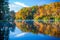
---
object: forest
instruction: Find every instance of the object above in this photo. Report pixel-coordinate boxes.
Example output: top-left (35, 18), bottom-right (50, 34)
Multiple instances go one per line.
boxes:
top-left (15, 2), bottom-right (60, 37)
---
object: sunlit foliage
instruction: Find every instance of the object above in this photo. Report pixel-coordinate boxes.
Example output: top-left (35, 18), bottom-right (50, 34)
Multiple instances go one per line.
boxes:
top-left (15, 2), bottom-right (60, 37)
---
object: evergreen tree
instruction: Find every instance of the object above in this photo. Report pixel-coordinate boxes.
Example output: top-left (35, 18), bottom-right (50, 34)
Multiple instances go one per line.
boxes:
top-left (0, 0), bottom-right (9, 40)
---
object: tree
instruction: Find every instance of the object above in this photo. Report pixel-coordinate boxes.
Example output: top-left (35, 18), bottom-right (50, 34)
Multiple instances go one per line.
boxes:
top-left (0, 0), bottom-right (10, 40)
top-left (15, 2), bottom-right (60, 37)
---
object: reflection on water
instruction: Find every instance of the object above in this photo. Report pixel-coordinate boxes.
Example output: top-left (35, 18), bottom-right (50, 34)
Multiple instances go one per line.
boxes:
top-left (14, 2), bottom-right (60, 40)
top-left (0, 21), bottom-right (16, 40)
top-left (15, 20), bottom-right (60, 37)
top-left (9, 27), bottom-right (60, 40)
top-left (9, 20), bottom-right (60, 40)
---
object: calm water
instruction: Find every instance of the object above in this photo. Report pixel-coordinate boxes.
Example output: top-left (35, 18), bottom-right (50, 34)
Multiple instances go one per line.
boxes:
top-left (9, 0), bottom-right (60, 40)
top-left (9, 20), bottom-right (60, 40)
top-left (9, 27), bottom-right (60, 40)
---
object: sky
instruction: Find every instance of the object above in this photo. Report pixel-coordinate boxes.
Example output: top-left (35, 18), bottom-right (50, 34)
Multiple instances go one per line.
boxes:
top-left (9, 0), bottom-right (60, 40)
top-left (9, 0), bottom-right (60, 12)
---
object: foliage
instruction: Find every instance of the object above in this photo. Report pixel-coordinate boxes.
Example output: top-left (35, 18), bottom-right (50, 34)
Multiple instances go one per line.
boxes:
top-left (15, 2), bottom-right (60, 37)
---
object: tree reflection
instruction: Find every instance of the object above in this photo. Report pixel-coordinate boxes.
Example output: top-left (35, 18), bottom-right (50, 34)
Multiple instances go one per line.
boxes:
top-left (15, 20), bottom-right (60, 37)
top-left (15, 2), bottom-right (60, 37)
